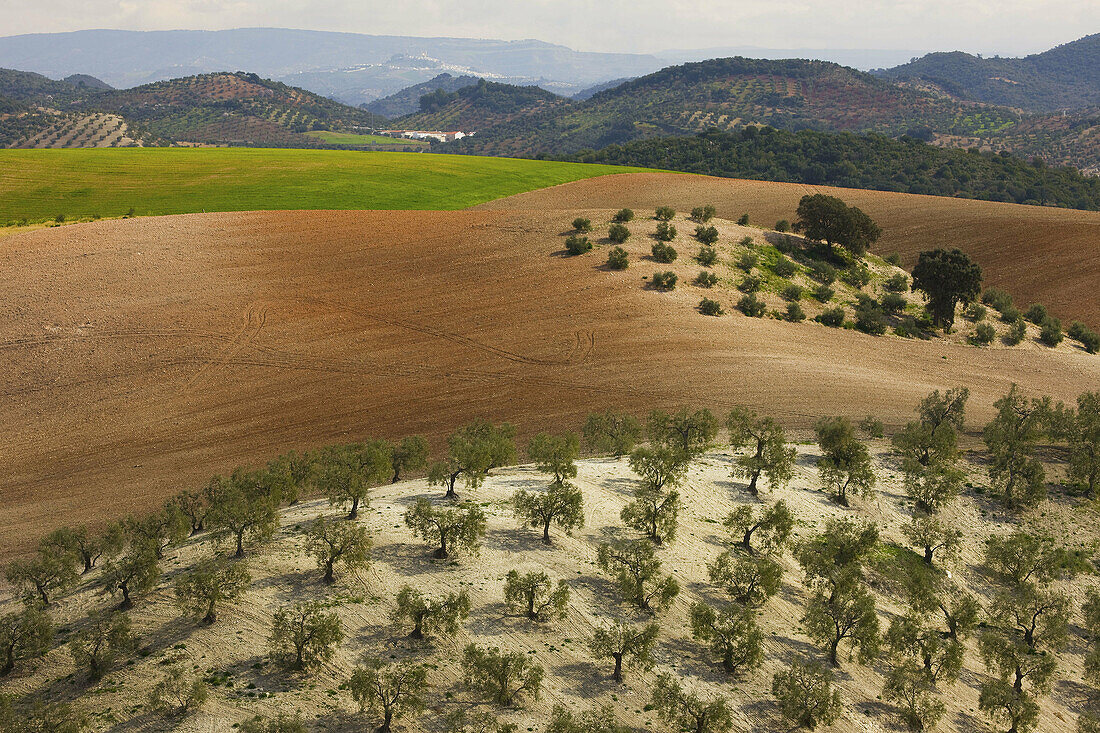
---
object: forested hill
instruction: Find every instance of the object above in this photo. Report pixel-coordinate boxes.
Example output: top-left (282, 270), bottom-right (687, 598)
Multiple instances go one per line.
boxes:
top-left (364, 72), bottom-right (481, 118)
top-left (395, 78), bottom-right (567, 132)
top-left (563, 128), bottom-right (1100, 211)
top-left (439, 56), bottom-right (1023, 158)
top-left (879, 33), bottom-right (1100, 112)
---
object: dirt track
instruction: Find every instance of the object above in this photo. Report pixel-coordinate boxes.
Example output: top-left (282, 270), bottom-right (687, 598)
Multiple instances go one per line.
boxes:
top-left (479, 172), bottom-right (1100, 325)
top-left (2, 201), bottom-right (1099, 556)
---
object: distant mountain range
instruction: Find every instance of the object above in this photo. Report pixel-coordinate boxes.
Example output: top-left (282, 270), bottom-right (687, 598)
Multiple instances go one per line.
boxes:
top-left (876, 33), bottom-right (1100, 112)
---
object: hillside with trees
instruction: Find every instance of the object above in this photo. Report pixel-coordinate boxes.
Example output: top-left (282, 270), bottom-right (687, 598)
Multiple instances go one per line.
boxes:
top-left (395, 78), bottom-right (567, 132)
top-left (364, 73), bottom-right (481, 118)
top-left (564, 128), bottom-right (1100, 210)
top-left (879, 33), bottom-right (1100, 112)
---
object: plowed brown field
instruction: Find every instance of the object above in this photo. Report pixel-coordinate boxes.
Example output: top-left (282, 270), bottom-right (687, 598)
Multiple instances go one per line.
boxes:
top-left (2, 197), bottom-right (1098, 556)
top-left (480, 172), bottom-right (1100, 325)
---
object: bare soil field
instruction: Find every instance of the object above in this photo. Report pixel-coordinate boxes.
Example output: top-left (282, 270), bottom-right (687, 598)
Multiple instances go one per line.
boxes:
top-left (1, 206), bottom-right (1098, 558)
top-left (478, 172), bottom-right (1100, 326)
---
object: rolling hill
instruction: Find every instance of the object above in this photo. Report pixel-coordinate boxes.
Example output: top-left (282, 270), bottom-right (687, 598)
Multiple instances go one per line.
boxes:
top-left (364, 72), bottom-right (482, 118)
top-left (879, 33), bottom-right (1100, 112)
top-left (395, 78), bottom-right (567, 132)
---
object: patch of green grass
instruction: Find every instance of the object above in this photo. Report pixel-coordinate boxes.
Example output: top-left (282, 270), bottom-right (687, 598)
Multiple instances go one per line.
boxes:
top-left (0, 148), bottom-right (651, 222)
top-left (305, 131), bottom-right (429, 147)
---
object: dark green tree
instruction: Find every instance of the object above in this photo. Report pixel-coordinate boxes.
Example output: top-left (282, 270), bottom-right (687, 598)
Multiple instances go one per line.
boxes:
top-left (794, 194), bottom-right (881, 256)
top-left (911, 248), bottom-right (983, 330)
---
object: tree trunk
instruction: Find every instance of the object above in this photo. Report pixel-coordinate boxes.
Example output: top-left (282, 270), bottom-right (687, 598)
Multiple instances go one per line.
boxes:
top-left (924, 545), bottom-right (935, 564)
top-left (747, 470), bottom-right (760, 497)
top-left (324, 561), bottom-right (336, 584)
top-left (2, 646), bottom-right (14, 676)
top-left (82, 554), bottom-right (94, 574)
top-left (119, 582), bottom-right (133, 611)
top-left (527, 594), bottom-right (537, 620)
top-left (36, 584), bottom-right (50, 607)
top-left (828, 636), bottom-right (840, 666)
top-left (741, 528), bottom-right (755, 553)
top-left (392, 467), bottom-right (401, 484)
top-left (235, 531), bottom-right (245, 558)
top-left (445, 472), bottom-right (459, 499)
top-left (203, 605), bottom-right (217, 625)
top-left (613, 654), bottom-right (623, 682)
top-left (543, 518), bottom-right (552, 545)
top-left (348, 496), bottom-right (359, 520)
top-left (435, 533), bottom-right (449, 559)
top-left (410, 614), bottom-right (424, 639)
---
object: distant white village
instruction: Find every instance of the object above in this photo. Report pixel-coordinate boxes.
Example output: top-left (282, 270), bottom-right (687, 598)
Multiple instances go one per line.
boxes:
top-left (377, 129), bottom-right (470, 143)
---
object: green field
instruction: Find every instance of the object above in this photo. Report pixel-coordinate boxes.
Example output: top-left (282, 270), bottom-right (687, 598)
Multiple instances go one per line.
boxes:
top-left (0, 148), bottom-right (647, 222)
top-left (306, 131), bottom-right (430, 147)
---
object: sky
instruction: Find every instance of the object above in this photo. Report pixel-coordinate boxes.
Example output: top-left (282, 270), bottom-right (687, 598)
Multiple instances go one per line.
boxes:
top-left (1, 0), bottom-right (1097, 56)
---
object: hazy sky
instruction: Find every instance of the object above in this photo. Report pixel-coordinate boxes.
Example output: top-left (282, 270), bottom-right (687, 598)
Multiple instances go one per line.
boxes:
top-left (2, 0), bottom-right (1097, 56)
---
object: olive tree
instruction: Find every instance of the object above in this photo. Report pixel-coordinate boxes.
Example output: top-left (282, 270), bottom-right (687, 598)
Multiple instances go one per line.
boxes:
top-left (429, 420), bottom-right (517, 499)
top-left (651, 673), bottom-right (733, 733)
top-left (206, 472), bottom-right (279, 558)
top-left (690, 601), bottom-right (763, 675)
top-left (587, 618), bottom-right (659, 682)
top-left (147, 665), bottom-right (209, 716)
top-left (884, 612), bottom-right (964, 686)
top-left (393, 585), bottom-right (470, 639)
top-left (982, 385), bottom-right (1050, 510)
top-left (0, 606), bottom-right (52, 676)
top-left (902, 513), bottom-right (962, 567)
top-left (814, 416), bottom-right (876, 506)
top-left (503, 570), bottom-right (569, 621)
top-left (708, 552), bottom-right (782, 607)
top-left (48, 523), bottom-right (123, 573)
top-left (547, 704), bottom-right (629, 733)
top-left (883, 661), bottom-right (946, 732)
top-left (623, 446), bottom-right (686, 544)
top-left (647, 408), bottom-right (719, 459)
top-left (317, 441), bottom-right (391, 519)
top-left (892, 387), bottom-right (970, 511)
top-left (403, 498), bottom-right (486, 559)
top-left (726, 408), bottom-right (796, 495)
top-left (100, 534), bottom-right (160, 610)
top-left (389, 436), bottom-right (429, 483)
top-left (1066, 391), bottom-right (1100, 498)
top-left (771, 657), bottom-right (843, 731)
top-left (264, 449), bottom-right (317, 506)
top-left (348, 659), bottom-right (429, 733)
top-left (512, 483), bottom-right (584, 544)
top-left (794, 194), bottom-right (881, 256)
top-left (124, 505), bottom-right (190, 559)
top-left (174, 555), bottom-right (251, 624)
top-left (461, 644), bottom-right (544, 707)
top-left (269, 601), bottom-right (343, 670)
top-left (977, 629), bottom-right (1054, 733)
top-left (527, 431), bottom-right (579, 485)
top-left (596, 539), bottom-right (679, 612)
top-left (983, 530), bottom-right (1077, 590)
top-left (722, 500), bottom-right (794, 555)
top-left (5, 543), bottom-right (77, 607)
top-left (306, 515), bottom-right (372, 583)
top-left (582, 411), bottom-right (642, 457)
top-left (69, 610), bottom-right (137, 681)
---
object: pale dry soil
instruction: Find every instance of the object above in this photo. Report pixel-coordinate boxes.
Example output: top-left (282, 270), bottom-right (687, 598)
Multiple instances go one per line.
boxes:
top-left (2, 206), bottom-right (1099, 557)
top-left (0, 447), bottom-right (1094, 733)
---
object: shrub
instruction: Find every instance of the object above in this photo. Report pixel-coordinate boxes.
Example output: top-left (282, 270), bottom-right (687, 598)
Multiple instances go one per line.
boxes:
top-left (461, 644), bottom-right (544, 707)
top-left (812, 284), bottom-right (834, 302)
top-left (608, 223), bottom-right (631, 244)
top-left (1024, 303), bottom-right (1048, 324)
top-left (775, 219), bottom-right (791, 232)
top-left (564, 235), bottom-right (592, 256)
top-left (695, 225), bottom-right (719, 245)
top-left (693, 204), bottom-right (717, 222)
top-left (738, 294), bottom-right (766, 317)
top-left (739, 235), bottom-right (754, 247)
top-left (859, 417), bottom-right (884, 438)
top-left (1000, 305), bottom-right (1022, 324)
top-left (840, 265), bottom-right (872, 289)
top-left (1039, 317), bottom-right (1063, 346)
top-left (817, 307), bottom-right (845, 327)
top-left (738, 275), bottom-right (762, 293)
top-left (1068, 322), bottom-right (1100, 353)
top-left (965, 303), bottom-right (987, 321)
top-left (809, 261), bottom-right (837, 285)
top-left (736, 252), bottom-right (758, 272)
top-left (651, 271), bottom-right (677, 290)
top-left (651, 242), bottom-right (678, 263)
top-left (148, 665), bottom-right (209, 715)
top-left (655, 206), bottom-right (675, 221)
top-left (612, 208), bottom-right (634, 223)
top-left (883, 273), bottom-right (909, 292)
top-left (695, 271), bottom-right (719, 288)
top-left (854, 297), bottom-right (887, 335)
top-left (884, 252), bottom-right (902, 266)
top-left (880, 292), bottom-right (907, 314)
top-left (773, 256), bottom-right (797, 278)
top-left (239, 714), bottom-right (308, 733)
top-left (270, 601), bottom-right (343, 670)
top-left (737, 214), bottom-right (749, 225)
top-left (785, 302), bottom-right (806, 322)
top-left (571, 217), bottom-right (592, 233)
top-left (655, 222), bottom-right (677, 242)
top-left (607, 246), bottom-right (629, 270)
top-left (1003, 319), bottom-right (1027, 345)
top-left (781, 283), bottom-right (803, 301)
top-left (697, 246), bottom-right (718, 266)
top-left (55, 214), bottom-right (65, 223)
top-left (895, 316), bottom-right (921, 338)
top-left (971, 322), bottom-right (996, 345)
top-left (700, 298), bottom-right (723, 316)
top-left (982, 288), bottom-right (1014, 313)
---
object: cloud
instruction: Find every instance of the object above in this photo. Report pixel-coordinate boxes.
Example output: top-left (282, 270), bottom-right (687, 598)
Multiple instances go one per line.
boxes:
top-left (1, 0), bottom-right (1095, 56)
